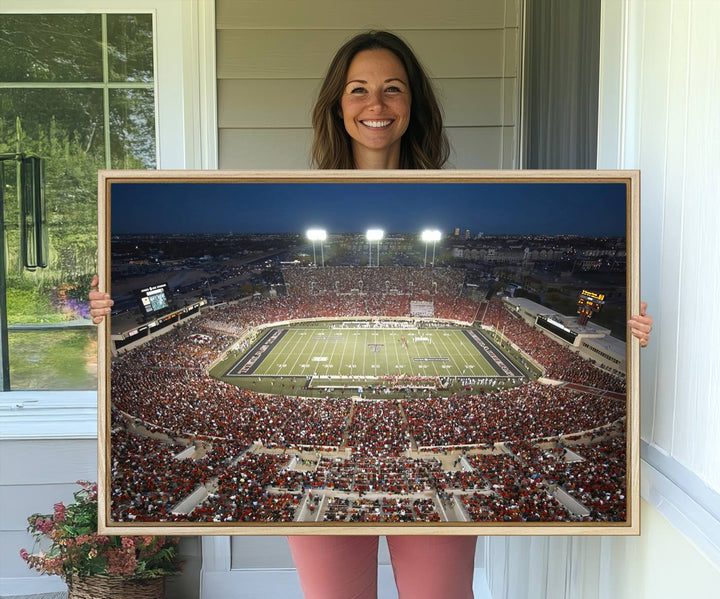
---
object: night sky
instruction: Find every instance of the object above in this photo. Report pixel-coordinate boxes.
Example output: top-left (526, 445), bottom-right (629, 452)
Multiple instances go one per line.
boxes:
top-left (111, 181), bottom-right (627, 237)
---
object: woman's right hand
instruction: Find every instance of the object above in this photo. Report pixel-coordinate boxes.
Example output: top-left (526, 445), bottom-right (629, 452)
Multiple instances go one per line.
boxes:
top-left (89, 274), bottom-right (113, 324)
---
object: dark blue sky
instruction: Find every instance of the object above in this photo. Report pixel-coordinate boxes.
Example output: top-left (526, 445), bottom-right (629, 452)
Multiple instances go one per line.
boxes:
top-left (111, 181), bottom-right (627, 236)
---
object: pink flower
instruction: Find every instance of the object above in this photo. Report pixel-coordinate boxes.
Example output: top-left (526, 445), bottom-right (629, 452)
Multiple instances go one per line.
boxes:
top-left (34, 518), bottom-right (54, 535)
top-left (19, 548), bottom-right (29, 562)
top-left (107, 548), bottom-right (137, 576)
top-left (121, 537), bottom-right (135, 549)
top-left (43, 557), bottom-right (64, 576)
top-left (53, 502), bottom-right (66, 522)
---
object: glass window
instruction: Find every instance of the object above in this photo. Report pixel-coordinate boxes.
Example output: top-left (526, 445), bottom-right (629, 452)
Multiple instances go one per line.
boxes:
top-left (0, 13), bottom-right (156, 390)
top-left (0, 14), bottom-right (103, 83)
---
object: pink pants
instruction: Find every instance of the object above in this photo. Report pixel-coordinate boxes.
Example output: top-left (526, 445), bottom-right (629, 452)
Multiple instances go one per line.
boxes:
top-left (287, 535), bottom-right (476, 599)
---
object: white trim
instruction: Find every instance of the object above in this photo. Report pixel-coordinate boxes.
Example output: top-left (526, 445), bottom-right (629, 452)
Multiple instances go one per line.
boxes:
top-left (641, 446), bottom-right (720, 569)
top-left (200, 566), bottom-right (491, 599)
top-left (185, 0), bottom-right (218, 169)
top-left (201, 536), bottom-right (232, 572)
top-left (0, 576), bottom-right (66, 596)
top-left (0, 391), bottom-right (96, 439)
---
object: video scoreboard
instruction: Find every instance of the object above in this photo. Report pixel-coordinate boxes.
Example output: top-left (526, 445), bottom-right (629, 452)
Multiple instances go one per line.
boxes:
top-left (577, 289), bottom-right (605, 325)
top-left (137, 283), bottom-right (170, 315)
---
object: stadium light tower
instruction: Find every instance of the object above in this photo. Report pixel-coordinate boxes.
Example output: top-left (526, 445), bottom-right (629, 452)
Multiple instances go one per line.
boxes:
top-left (366, 229), bottom-right (384, 267)
top-left (421, 229), bottom-right (442, 267)
top-left (307, 229), bottom-right (327, 267)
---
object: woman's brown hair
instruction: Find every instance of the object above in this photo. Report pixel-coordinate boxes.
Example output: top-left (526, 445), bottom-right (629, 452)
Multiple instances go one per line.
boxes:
top-left (311, 31), bottom-right (449, 170)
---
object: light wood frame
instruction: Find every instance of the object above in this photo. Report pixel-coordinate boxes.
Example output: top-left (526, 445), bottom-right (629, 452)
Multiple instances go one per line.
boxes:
top-left (98, 169), bottom-right (640, 535)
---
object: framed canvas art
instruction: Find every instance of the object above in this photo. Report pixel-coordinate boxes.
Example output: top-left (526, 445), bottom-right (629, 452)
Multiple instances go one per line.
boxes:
top-left (97, 170), bottom-right (640, 535)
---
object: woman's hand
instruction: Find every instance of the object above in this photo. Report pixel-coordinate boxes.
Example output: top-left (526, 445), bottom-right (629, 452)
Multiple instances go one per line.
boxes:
top-left (89, 274), bottom-right (113, 324)
top-left (628, 301), bottom-right (652, 348)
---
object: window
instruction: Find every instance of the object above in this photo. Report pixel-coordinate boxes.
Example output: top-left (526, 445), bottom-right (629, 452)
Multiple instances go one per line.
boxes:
top-left (0, 13), bottom-right (156, 390)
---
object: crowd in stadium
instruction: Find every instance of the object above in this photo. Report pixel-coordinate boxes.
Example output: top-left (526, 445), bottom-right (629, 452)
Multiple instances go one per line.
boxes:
top-left (109, 266), bottom-right (628, 524)
top-left (282, 266), bottom-right (465, 298)
top-left (403, 383), bottom-right (625, 447)
top-left (462, 454), bottom-right (572, 522)
top-left (481, 301), bottom-right (626, 392)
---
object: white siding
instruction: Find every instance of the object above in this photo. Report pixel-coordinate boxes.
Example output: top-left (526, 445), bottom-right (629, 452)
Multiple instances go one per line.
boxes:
top-left (216, 0), bottom-right (522, 170)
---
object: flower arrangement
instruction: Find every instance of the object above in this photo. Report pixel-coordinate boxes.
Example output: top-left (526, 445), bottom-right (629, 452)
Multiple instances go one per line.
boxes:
top-left (20, 481), bottom-right (182, 584)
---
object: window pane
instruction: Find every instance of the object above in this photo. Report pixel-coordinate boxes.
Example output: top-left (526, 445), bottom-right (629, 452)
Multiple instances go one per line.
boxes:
top-left (110, 89), bottom-right (157, 169)
top-left (2, 88), bottom-right (103, 390)
top-left (1, 88), bottom-right (105, 277)
top-left (8, 329), bottom-right (97, 390)
top-left (0, 89), bottom-right (106, 161)
top-left (107, 14), bottom-right (154, 83)
top-left (0, 14), bottom-right (102, 82)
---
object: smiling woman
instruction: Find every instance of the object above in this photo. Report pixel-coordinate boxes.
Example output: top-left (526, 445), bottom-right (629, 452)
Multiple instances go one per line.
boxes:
top-left (340, 48), bottom-right (412, 168)
top-left (311, 30), bottom-right (448, 170)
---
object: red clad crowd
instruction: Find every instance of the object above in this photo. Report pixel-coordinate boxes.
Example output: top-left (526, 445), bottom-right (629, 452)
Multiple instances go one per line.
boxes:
top-left (109, 266), bottom-right (627, 523)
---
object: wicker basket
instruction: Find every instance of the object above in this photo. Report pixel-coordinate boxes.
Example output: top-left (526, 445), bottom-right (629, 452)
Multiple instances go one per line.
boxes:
top-left (67, 575), bottom-right (165, 599)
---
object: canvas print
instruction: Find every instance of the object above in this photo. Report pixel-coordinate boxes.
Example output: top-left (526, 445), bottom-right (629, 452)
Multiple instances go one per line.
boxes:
top-left (98, 171), bottom-right (639, 535)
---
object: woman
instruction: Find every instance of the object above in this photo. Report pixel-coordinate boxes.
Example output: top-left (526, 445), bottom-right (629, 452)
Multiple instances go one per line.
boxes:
top-left (90, 31), bottom-right (653, 599)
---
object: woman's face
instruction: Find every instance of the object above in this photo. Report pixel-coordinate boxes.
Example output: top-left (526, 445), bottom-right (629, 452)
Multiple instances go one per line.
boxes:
top-left (340, 48), bottom-right (411, 165)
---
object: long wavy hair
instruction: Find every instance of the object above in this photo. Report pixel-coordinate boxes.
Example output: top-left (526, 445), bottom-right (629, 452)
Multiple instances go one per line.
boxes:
top-left (311, 31), bottom-right (449, 170)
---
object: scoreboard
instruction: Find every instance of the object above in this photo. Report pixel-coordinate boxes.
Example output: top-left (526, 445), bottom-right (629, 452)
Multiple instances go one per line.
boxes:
top-left (114, 300), bottom-right (206, 350)
top-left (577, 289), bottom-right (605, 325)
top-left (137, 283), bottom-right (170, 314)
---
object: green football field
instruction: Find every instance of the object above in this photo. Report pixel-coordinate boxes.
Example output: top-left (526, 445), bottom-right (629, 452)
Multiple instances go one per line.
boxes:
top-left (222, 325), bottom-right (524, 384)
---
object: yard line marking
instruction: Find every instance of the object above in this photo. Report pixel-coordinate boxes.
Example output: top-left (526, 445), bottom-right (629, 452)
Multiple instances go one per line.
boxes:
top-left (285, 329), bottom-right (308, 375)
top-left (304, 329), bottom-right (325, 376)
top-left (393, 330), bottom-right (403, 376)
top-left (449, 330), bottom-right (471, 376)
top-left (338, 329), bottom-right (348, 377)
top-left (434, 329), bottom-right (456, 378)
top-left (281, 329), bottom-right (306, 375)
top-left (360, 329), bottom-right (369, 379)
top-left (450, 330), bottom-right (468, 375)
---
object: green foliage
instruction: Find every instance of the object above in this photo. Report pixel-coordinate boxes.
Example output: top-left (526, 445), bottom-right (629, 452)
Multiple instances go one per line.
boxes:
top-left (1, 111), bottom-right (100, 302)
top-left (5, 280), bottom-right (64, 324)
top-left (8, 329), bottom-right (96, 390)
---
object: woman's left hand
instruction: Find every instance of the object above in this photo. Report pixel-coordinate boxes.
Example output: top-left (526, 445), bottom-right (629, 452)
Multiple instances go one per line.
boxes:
top-left (628, 301), bottom-right (652, 348)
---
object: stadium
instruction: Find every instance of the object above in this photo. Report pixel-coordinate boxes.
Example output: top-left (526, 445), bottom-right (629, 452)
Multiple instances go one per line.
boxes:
top-left (109, 256), bottom-right (628, 526)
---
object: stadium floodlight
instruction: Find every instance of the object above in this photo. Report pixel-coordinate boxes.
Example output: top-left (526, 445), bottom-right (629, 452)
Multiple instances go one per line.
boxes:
top-left (366, 229), bottom-right (384, 267)
top-left (307, 228), bottom-right (327, 267)
top-left (421, 229), bottom-right (442, 267)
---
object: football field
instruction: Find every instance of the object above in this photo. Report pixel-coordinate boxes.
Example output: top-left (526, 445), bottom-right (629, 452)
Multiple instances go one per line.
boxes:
top-left (224, 325), bottom-right (524, 383)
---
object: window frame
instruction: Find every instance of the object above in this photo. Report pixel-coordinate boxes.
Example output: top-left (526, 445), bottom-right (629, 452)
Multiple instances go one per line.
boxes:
top-left (0, 0), bottom-right (217, 437)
